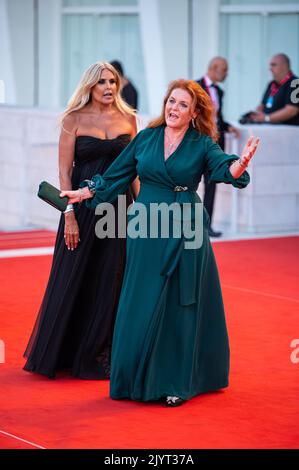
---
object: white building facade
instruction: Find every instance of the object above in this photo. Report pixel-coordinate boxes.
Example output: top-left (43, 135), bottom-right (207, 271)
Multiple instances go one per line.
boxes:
top-left (1, 0), bottom-right (299, 118)
top-left (0, 0), bottom-right (299, 233)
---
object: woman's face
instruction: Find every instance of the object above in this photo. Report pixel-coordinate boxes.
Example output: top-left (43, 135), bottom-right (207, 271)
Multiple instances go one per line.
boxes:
top-left (165, 88), bottom-right (195, 129)
top-left (91, 69), bottom-right (117, 105)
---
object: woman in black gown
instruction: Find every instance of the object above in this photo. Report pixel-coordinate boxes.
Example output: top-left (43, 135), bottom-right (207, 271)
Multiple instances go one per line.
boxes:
top-left (23, 62), bottom-right (138, 379)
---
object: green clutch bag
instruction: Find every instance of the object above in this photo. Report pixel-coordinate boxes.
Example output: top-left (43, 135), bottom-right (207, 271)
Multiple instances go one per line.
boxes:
top-left (37, 181), bottom-right (68, 212)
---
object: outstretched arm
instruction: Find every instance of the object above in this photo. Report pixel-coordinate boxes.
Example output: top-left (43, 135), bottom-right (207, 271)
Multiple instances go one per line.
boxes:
top-left (204, 135), bottom-right (259, 189)
top-left (61, 131), bottom-right (140, 206)
top-left (229, 136), bottom-right (259, 179)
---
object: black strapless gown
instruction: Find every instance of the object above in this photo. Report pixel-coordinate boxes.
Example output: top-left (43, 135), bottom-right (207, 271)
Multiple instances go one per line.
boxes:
top-left (24, 134), bottom-right (132, 379)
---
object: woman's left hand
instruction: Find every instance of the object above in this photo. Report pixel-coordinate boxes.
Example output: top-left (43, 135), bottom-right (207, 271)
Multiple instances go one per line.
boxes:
top-left (60, 189), bottom-right (81, 204)
top-left (240, 136), bottom-right (260, 166)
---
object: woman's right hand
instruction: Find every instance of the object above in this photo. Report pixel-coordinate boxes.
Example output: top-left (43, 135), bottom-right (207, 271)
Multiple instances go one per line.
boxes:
top-left (60, 187), bottom-right (92, 203)
top-left (60, 189), bottom-right (81, 203)
top-left (64, 212), bottom-right (80, 250)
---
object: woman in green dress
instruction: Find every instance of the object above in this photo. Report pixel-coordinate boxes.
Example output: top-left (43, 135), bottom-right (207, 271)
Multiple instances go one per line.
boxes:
top-left (61, 79), bottom-right (259, 406)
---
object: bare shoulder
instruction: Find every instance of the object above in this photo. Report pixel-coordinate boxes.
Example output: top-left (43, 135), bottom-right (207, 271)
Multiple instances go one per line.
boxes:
top-left (128, 113), bottom-right (137, 126)
top-left (61, 112), bottom-right (79, 135)
top-left (126, 113), bottom-right (138, 136)
top-left (109, 108), bottom-right (136, 137)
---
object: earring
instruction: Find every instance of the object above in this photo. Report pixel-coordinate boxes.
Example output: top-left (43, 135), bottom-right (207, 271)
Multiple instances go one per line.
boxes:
top-left (191, 118), bottom-right (195, 128)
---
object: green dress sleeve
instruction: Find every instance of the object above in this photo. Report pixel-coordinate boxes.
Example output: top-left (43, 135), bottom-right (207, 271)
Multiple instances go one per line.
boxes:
top-left (204, 136), bottom-right (250, 189)
top-left (80, 132), bottom-right (140, 209)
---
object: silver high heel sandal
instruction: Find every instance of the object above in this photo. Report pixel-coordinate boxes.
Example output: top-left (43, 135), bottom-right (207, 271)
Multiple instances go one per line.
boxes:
top-left (165, 396), bottom-right (185, 407)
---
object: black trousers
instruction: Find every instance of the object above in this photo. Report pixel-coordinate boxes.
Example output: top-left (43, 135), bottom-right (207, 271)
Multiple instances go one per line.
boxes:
top-left (203, 133), bottom-right (225, 226)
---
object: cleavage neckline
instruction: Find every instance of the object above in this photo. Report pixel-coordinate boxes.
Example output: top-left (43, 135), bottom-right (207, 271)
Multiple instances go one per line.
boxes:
top-left (76, 134), bottom-right (131, 141)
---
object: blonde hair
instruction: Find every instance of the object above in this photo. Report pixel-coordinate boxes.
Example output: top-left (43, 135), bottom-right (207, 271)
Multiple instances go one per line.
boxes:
top-left (61, 61), bottom-right (136, 125)
top-left (148, 79), bottom-right (219, 141)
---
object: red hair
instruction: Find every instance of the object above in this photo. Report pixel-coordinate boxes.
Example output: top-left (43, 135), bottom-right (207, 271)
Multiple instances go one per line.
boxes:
top-left (148, 79), bottom-right (219, 141)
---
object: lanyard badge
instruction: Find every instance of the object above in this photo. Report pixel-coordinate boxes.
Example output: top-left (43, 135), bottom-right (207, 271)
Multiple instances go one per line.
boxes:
top-left (266, 95), bottom-right (274, 108)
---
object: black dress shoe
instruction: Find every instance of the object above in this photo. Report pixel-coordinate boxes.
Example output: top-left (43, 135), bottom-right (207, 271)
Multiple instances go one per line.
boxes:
top-left (208, 227), bottom-right (222, 238)
top-left (165, 396), bottom-right (185, 407)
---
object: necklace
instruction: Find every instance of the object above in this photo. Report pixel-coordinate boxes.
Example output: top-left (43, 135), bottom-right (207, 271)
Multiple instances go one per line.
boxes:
top-left (164, 127), bottom-right (187, 159)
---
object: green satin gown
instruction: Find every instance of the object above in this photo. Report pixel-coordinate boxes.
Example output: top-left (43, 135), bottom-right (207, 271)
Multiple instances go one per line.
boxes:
top-left (82, 125), bottom-right (250, 401)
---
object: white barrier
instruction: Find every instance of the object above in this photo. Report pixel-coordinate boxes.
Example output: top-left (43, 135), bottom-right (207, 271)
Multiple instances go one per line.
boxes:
top-left (0, 107), bottom-right (298, 234)
top-left (213, 124), bottom-right (299, 234)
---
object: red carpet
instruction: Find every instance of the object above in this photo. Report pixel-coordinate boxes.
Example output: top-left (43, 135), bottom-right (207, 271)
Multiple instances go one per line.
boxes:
top-left (0, 234), bottom-right (298, 449)
top-left (0, 230), bottom-right (56, 250)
